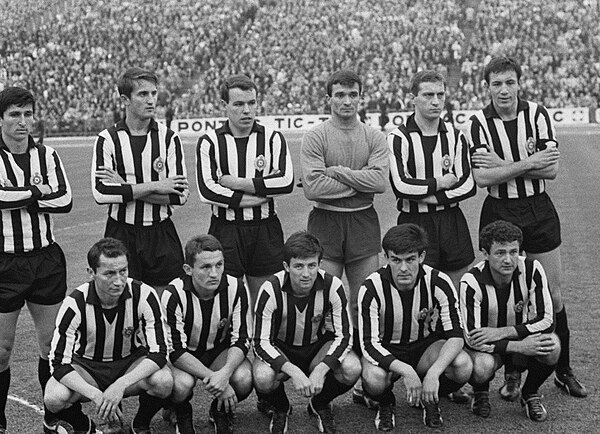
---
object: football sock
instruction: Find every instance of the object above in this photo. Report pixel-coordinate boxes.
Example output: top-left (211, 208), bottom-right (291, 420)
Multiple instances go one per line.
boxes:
top-left (522, 358), bottom-right (555, 397)
top-left (38, 357), bottom-right (52, 420)
top-left (373, 386), bottom-right (395, 406)
top-left (133, 392), bottom-right (165, 428)
top-left (471, 380), bottom-right (490, 393)
top-left (174, 399), bottom-right (193, 417)
top-left (311, 373), bottom-right (353, 410)
top-left (555, 307), bottom-right (571, 373)
top-left (267, 382), bottom-right (290, 411)
top-left (0, 368), bottom-right (10, 428)
top-left (439, 374), bottom-right (463, 396)
top-left (51, 402), bottom-right (89, 431)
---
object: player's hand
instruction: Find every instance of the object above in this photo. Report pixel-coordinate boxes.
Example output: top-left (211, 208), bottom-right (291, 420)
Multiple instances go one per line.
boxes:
top-left (96, 166), bottom-right (127, 184)
top-left (203, 369), bottom-right (231, 396)
top-left (517, 333), bottom-right (558, 356)
top-left (152, 175), bottom-right (188, 195)
top-left (96, 383), bottom-right (125, 421)
top-left (471, 148), bottom-right (507, 169)
top-left (469, 327), bottom-right (505, 346)
top-left (37, 184), bottom-right (53, 196)
top-left (290, 370), bottom-right (315, 397)
top-left (216, 384), bottom-right (238, 413)
top-left (308, 364), bottom-right (328, 396)
top-left (436, 173), bottom-right (458, 190)
top-left (401, 369), bottom-right (422, 406)
top-left (421, 372), bottom-right (440, 404)
top-left (527, 147), bottom-right (560, 169)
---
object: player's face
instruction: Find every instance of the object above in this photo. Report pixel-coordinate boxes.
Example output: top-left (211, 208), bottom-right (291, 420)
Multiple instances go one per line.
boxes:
top-left (184, 250), bottom-right (225, 294)
top-left (484, 241), bottom-right (520, 282)
top-left (122, 80), bottom-right (158, 122)
top-left (283, 255), bottom-right (320, 296)
top-left (328, 83), bottom-right (360, 121)
top-left (385, 250), bottom-right (425, 291)
top-left (0, 104), bottom-right (34, 144)
top-left (486, 70), bottom-right (520, 113)
top-left (89, 254), bottom-right (129, 307)
top-left (412, 81), bottom-right (445, 122)
top-left (224, 87), bottom-right (257, 136)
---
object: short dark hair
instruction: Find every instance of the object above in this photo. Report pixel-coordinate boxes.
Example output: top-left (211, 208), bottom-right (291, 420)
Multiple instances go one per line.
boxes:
top-left (483, 56), bottom-right (522, 84)
top-left (479, 220), bottom-right (523, 254)
top-left (409, 70), bottom-right (446, 96)
top-left (184, 234), bottom-right (224, 266)
top-left (0, 87), bottom-right (35, 118)
top-left (220, 74), bottom-right (257, 103)
top-left (117, 67), bottom-right (158, 98)
top-left (326, 70), bottom-right (362, 96)
top-left (87, 237), bottom-right (129, 272)
top-left (283, 231), bottom-right (323, 263)
top-left (382, 224), bottom-right (428, 256)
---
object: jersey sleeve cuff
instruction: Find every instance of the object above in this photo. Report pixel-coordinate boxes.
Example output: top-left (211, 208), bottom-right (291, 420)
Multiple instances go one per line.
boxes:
top-left (322, 355), bottom-right (341, 371)
top-left (271, 355), bottom-right (288, 373)
top-left (253, 178), bottom-right (267, 196)
top-left (515, 324), bottom-right (529, 338)
top-left (229, 191), bottom-right (243, 208)
top-left (123, 185), bottom-right (134, 203)
top-left (380, 354), bottom-right (397, 371)
top-left (492, 339), bottom-right (509, 354)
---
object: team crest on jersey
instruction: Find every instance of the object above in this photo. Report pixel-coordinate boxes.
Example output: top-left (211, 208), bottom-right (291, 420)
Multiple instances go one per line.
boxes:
top-left (217, 318), bottom-right (229, 330)
top-left (442, 154), bottom-right (452, 171)
top-left (526, 137), bottom-right (536, 155)
top-left (153, 157), bottom-right (165, 173)
top-left (30, 172), bottom-right (43, 185)
top-left (254, 155), bottom-right (266, 171)
top-left (417, 307), bottom-right (435, 323)
top-left (312, 314), bottom-right (323, 323)
top-left (122, 326), bottom-right (134, 337)
top-left (514, 300), bottom-right (525, 313)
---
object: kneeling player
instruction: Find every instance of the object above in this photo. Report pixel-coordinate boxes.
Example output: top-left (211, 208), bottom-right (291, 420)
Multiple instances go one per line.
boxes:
top-left (162, 235), bottom-right (253, 434)
top-left (460, 221), bottom-right (560, 421)
top-left (253, 232), bottom-right (361, 434)
top-left (44, 238), bottom-right (172, 434)
top-left (359, 224), bottom-right (472, 431)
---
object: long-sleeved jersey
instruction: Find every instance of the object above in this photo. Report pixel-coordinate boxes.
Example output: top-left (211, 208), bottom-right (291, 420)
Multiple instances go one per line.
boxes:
top-left (161, 273), bottom-right (252, 363)
top-left (459, 257), bottom-right (554, 354)
top-left (359, 265), bottom-right (463, 371)
top-left (254, 269), bottom-right (352, 372)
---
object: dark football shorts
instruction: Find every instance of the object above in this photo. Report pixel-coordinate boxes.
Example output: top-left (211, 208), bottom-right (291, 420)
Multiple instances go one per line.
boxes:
top-left (105, 217), bottom-right (184, 287)
top-left (190, 339), bottom-right (231, 369)
top-left (397, 206), bottom-right (475, 271)
top-left (72, 346), bottom-right (147, 391)
top-left (307, 206), bottom-right (381, 264)
top-left (0, 242), bottom-right (67, 313)
top-left (479, 192), bottom-right (561, 253)
top-left (209, 215), bottom-right (284, 278)
top-left (275, 332), bottom-right (335, 375)
top-left (382, 333), bottom-right (443, 371)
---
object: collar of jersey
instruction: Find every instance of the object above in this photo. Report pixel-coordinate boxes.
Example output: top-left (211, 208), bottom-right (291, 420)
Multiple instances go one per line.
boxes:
top-left (483, 98), bottom-right (529, 119)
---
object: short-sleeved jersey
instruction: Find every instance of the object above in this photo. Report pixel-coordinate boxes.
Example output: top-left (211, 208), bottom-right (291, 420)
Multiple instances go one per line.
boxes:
top-left (358, 265), bottom-right (463, 371)
top-left (91, 118), bottom-right (188, 226)
top-left (161, 273), bottom-right (252, 363)
top-left (0, 136), bottom-right (72, 253)
top-left (459, 257), bottom-right (554, 354)
top-left (254, 269), bottom-right (352, 372)
top-left (388, 114), bottom-right (475, 213)
top-left (466, 99), bottom-right (556, 199)
top-left (49, 278), bottom-right (168, 381)
top-left (196, 121), bottom-right (293, 222)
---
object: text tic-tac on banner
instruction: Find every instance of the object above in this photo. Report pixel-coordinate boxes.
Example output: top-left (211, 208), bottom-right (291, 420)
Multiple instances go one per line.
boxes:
top-left (172, 108), bottom-right (590, 137)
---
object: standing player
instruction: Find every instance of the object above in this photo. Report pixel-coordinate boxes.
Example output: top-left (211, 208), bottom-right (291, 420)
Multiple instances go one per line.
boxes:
top-left (0, 87), bottom-right (72, 433)
top-left (388, 70), bottom-right (476, 289)
top-left (466, 56), bottom-right (586, 398)
top-left (359, 224), bottom-right (472, 431)
top-left (92, 67), bottom-right (188, 293)
top-left (460, 221), bottom-right (560, 421)
top-left (44, 238), bottom-right (172, 434)
top-left (300, 70), bottom-right (388, 331)
top-left (253, 232), bottom-right (360, 434)
top-left (163, 235), bottom-right (253, 434)
top-left (196, 74), bottom-right (294, 303)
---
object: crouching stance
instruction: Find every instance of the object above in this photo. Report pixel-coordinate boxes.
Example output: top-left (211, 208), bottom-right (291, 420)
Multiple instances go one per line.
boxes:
top-left (460, 221), bottom-right (560, 422)
top-left (162, 235), bottom-right (253, 434)
top-left (253, 232), bottom-right (361, 434)
top-left (44, 238), bottom-right (172, 434)
top-left (359, 224), bottom-right (472, 431)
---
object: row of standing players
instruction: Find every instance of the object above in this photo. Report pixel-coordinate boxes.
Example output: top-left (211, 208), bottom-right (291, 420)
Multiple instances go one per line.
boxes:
top-left (0, 56), bottom-right (587, 434)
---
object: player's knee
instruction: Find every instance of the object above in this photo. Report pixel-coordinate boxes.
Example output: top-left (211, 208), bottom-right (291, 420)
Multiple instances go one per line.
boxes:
top-left (338, 351), bottom-right (361, 385)
top-left (171, 369), bottom-right (196, 402)
top-left (470, 354), bottom-right (496, 384)
top-left (231, 361), bottom-right (253, 397)
top-left (540, 333), bottom-right (561, 365)
top-left (148, 366), bottom-right (173, 398)
top-left (44, 378), bottom-right (72, 412)
top-left (449, 351), bottom-right (473, 383)
top-left (252, 362), bottom-right (278, 393)
top-left (362, 364), bottom-right (389, 396)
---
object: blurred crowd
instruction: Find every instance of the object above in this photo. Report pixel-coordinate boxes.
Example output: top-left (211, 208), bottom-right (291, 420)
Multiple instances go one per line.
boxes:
top-left (1, 0), bottom-right (598, 134)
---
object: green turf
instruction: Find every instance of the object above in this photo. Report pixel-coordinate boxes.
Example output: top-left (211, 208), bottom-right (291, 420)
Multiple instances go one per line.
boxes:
top-left (5, 126), bottom-right (599, 433)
